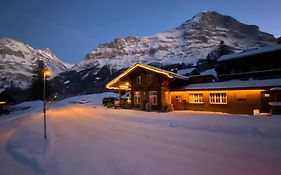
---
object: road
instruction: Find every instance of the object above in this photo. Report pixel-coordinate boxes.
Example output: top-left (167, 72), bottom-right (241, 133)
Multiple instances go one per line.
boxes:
top-left (0, 103), bottom-right (281, 175)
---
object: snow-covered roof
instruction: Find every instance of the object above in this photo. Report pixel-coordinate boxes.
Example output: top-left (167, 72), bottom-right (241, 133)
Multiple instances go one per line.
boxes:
top-left (177, 68), bottom-right (196, 76)
top-left (269, 102), bottom-right (281, 107)
top-left (270, 87), bottom-right (281, 91)
top-left (0, 88), bottom-right (5, 93)
top-left (178, 78), bottom-right (281, 90)
top-left (200, 68), bottom-right (217, 79)
top-left (218, 44), bottom-right (281, 62)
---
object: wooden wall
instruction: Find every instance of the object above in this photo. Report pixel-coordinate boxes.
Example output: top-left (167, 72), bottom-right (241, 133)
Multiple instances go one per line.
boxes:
top-left (171, 89), bottom-right (265, 115)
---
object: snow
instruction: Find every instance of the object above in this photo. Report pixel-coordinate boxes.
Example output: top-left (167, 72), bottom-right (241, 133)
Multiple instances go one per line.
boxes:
top-left (0, 92), bottom-right (281, 175)
top-left (270, 87), bottom-right (281, 91)
top-left (177, 67), bottom-right (196, 76)
top-left (0, 38), bottom-right (69, 88)
top-left (219, 44), bottom-right (281, 61)
top-left (75, 12), bottom-right (276, 72)
top-left (63, 80), bottom-right (70, 84)
top-left (269, 102), bottom-right (281, 107)
top-left (0, 88), bottom-right (5, 93)
top-left (180, 78), bottom-right (281, 90)
top-left (200, 68), bottom-right (218, 79)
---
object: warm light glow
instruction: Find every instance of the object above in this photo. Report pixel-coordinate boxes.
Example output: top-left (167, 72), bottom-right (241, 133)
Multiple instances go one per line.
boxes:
top-left (119, 85), bottom-right (131, 90)
top-left (264, 93), bottom-right (270, 97)
top-left (44, 70), bottom-right (52, 78)
top-left (0, 101), bottom-right (6, 104)
top-left (171, 89), bottom-right (265, 103)
top-left (106, 63), bottom-right (174, 89)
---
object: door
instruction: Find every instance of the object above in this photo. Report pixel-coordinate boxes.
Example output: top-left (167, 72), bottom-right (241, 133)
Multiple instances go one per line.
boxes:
top-left (260, 91), bottom-right (271, 113)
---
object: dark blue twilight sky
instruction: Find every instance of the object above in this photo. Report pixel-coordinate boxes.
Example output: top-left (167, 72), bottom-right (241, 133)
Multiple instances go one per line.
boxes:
top-left (0, 0), bottom-right (280, 63)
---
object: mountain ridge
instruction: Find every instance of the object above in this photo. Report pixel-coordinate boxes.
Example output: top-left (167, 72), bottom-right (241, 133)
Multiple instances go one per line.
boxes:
top-left (76, 11), bottom-right (276, 72)
top-left (0, 38), bottom-right (69, 88)
top-left (0, 11), bottom-right (279, 97)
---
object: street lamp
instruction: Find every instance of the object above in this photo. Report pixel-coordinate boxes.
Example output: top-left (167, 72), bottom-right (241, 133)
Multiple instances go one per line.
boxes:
top-left (43, 69), bottom-right (51, 140)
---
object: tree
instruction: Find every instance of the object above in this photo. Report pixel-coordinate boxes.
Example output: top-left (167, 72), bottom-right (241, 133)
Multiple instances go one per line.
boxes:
top-left (217, 41), bottom-right (233, 57)
top-left (30, 59), bottom-right (51, 100)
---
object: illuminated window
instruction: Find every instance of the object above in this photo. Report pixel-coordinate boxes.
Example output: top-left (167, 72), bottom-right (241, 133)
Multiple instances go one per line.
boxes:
top-left (137, 76), bottom-right (142, 84)
top-left (189, 93), bottom-right (203, 104)
top-left (209, 93), bottom-right (227, 104)
top-left (134, 91), bottom-right (141, 104)
top-left (175, 96), bottom-right (181, 102)
top-left (149, 91), bottom-right (157, 105)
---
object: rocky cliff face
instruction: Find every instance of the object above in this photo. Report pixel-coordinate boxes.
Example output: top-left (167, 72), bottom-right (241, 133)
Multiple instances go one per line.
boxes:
top-left (1, 11), bottom-right (278, 97)
top-left (77, 11), bottom-right (276, 71)
top-left (0, 38), bottom-right (69, 88)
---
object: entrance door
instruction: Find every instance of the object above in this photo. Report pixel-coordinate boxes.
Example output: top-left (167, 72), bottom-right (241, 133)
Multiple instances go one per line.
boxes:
top-left (149, 91), bottom-right (158, 106)
top-left (260, 91), bottom-right (271, 113)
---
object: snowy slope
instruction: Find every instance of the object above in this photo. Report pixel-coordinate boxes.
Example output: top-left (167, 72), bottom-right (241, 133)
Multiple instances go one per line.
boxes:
top-left (0, 93), bottom-right (281, 175)
top-left (0, 38), bottom-right (69, 88)
top-left (76, 11), bottom-right (277, 71)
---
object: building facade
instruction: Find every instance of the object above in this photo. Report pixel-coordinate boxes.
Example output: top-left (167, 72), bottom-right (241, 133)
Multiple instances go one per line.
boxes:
top-left (106, 44), bottom-right (281, 115)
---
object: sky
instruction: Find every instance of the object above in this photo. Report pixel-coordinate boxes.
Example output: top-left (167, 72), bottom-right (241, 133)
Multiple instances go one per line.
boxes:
top-left (0, 0), bottom-right (280, 64)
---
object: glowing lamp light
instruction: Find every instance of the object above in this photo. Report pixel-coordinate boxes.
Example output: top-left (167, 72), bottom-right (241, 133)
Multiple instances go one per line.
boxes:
top-left (44, 70), bottom-right (52, 78)
top-left (264, 93), bottom-right (270, 97)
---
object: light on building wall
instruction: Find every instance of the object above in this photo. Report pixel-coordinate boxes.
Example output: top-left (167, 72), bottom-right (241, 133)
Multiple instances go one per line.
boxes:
top-left (264, 93), bottom-right (270, 97)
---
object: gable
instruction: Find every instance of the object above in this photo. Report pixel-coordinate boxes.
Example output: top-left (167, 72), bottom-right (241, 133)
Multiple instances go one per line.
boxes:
top-left (106, 63), bottom-right (188, 90)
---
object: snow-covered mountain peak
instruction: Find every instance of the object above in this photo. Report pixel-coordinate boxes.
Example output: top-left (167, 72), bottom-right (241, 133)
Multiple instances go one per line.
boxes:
top-left (0, 38), bottom-right (35, 58)
top-left (0, 38), bottom-right (69, 88)
top-left (77, 11), bottom-right (277, 71)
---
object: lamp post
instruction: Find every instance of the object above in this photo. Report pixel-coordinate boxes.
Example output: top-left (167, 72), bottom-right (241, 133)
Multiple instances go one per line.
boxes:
top-left (43, 69), bottom-right (51, 140)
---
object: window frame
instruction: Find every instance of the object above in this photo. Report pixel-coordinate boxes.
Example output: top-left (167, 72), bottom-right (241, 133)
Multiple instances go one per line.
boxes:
top-left (175, 95), bottom-right (181, 102)
top-left (137, 76), bottom-right (142, 84)
top-left (147, 75), bottom-right (153, 84)
top-left (134, 91), bottom-right (141, 104)
top-left (209, 92), bottom-right (227, 104)
top-left (149, 91), bottom-right (157, 105)
top-left (188, 93), bottom-right (204, 104)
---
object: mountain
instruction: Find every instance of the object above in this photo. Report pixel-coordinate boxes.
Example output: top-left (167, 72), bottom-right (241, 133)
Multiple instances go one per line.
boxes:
top-left (76, 11), bottom-right (277, 71)
top-left (0, 38), bottom-right (69, 88)
top-left (52, 11), bottom-right (277, 97)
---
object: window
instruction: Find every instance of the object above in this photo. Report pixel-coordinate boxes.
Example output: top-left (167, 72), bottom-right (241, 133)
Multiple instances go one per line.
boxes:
top-left (175, 96), bottom-right (181, 102)
top-left (189, 93), bottom-right (203, 104)
top-left (149, 91), bottom-right (157, 105)
top-left (209, 93), bottom-right (227, 104)
top-left (147, 75), bottom-right (153, 83)
top-left (134, 91), bottom-right (141, 104)
top-left (137, 76), bottom-right (142, 84)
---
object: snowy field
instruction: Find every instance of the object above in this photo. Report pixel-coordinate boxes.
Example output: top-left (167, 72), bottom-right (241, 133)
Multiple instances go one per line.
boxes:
top-left (0, 92), bottom-right (281, 175)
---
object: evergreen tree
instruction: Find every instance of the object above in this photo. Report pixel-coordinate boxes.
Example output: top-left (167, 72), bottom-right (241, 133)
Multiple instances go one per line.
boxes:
top-left (217, 41), bottom-right (233, 57)
top-left (30, 59), bottom-right (51, 100)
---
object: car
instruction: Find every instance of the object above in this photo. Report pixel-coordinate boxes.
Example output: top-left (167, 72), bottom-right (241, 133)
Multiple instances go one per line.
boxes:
top-left (78, 99), bottom-right (88, 104)
top-left (102, 97), bottom-right (116, 106)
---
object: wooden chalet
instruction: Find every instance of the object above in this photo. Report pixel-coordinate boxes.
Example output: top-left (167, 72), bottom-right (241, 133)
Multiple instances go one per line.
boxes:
top-left (106, 63), bottom-right (189, 111)
top-left (216, 44), bottom-right (281, 80)
top-left (106, 44), bottom-right (281, 115)
top-left (171, 78), bottom-right (281, 114)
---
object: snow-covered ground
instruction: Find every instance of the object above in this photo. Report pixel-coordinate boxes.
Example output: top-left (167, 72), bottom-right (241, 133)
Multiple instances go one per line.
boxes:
top-left (0, 92), bottom-right (281, 175)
